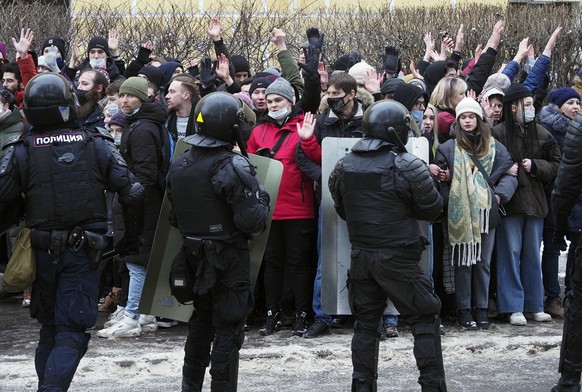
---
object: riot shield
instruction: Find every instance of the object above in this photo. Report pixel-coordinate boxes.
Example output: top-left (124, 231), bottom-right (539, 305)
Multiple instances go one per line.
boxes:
top-left (140, 140), bottom-right (283, 322)
top-left (321, 137), bottom-right (432, 315)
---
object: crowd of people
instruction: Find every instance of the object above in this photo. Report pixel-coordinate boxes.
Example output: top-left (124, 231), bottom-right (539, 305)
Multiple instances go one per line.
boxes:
top-left (0, 15), bottom-right (581, 392)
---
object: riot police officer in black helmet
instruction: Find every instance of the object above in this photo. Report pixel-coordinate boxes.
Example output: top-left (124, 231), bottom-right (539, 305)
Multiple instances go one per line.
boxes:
top-left (0, 73), bottom-right (144, 391)
top-left (328, 100), bottom-right (447, 391)
top-left (166, 91), bottom-right (269, 392)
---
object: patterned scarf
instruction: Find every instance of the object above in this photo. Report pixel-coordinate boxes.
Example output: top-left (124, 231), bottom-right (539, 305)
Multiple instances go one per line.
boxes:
top-left (448, 137), bottom-right (495, 266)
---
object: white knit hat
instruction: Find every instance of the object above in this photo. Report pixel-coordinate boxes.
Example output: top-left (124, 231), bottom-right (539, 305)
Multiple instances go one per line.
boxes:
top-left (348, 60), bottom-right (375, 85)
top-left (455, 97), bottom-right (483, 121)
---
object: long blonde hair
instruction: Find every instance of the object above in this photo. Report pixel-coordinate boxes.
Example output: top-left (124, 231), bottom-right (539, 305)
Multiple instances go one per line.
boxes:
top-left (430, 77), bottom-right (467, 110)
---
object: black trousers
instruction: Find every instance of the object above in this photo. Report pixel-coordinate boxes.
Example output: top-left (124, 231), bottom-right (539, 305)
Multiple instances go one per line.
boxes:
top-left (263, 219), bottom-right (314, 313)
top-left (348, 249), bottom-right (446, 391)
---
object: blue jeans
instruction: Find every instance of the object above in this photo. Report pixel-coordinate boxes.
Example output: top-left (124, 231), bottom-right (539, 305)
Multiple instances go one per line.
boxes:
top-left (125, 263), bottom-right (147, 319)
top-left (455, 229), bottom-right (495, 310)
top-left (312, 209), bottom-right (333, 325)
top-left (495, 215), bottom-right (544, 313)
top-left (542, 226), bottom-right (561, 299)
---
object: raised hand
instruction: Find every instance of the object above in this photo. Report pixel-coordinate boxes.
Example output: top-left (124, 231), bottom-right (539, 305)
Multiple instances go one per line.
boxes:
top-left (297, 111), bottom-right (317, 140)
top-left (108, 28), bottom-right (120, 56)
top-left (11, 28), bottom-right (34, 58)
top-left (454, 24), bottom-right (464, 52)
top-left (269, 28), bottom-right (287, 50)
top-left (207, 18), bottom-right (222, 40)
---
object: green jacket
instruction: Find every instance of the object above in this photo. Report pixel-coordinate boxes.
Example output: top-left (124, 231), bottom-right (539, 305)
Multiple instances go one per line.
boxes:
top-left (277, 49), bottom-right (303, 98)
top-left (0, 109), bottom-right (24, 146)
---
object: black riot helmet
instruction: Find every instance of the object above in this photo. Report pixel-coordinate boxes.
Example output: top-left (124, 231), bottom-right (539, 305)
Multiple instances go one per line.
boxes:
top-left (23, 73), bottom-right (77, 128)
top-left (185, 92), bottom-right (255, 148)
top-left (362, 100), bottom-right (412, 147)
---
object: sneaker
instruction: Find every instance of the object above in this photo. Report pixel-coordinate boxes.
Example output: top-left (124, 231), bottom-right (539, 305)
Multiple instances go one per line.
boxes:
top-left (259, 310), bottom-right (281, 336)
top-left (104, 306), bottom-right (126, 328)
top-left (139, 314), bottom-right (158, 333)
top-left (292, 311), bottom-right (308, 336)
top-left (157, 317), bottom-right (179, 328)
top-left (524, 311), bottom-right (552, 322)
top-left (97, 315), bottom-right (141, 338)
top-left (22, 287), bottom-right (31, 308)
top-left (304, 319), bottom-right (330, 339)
top-left (380, 323), bottom-right (399, 340)
top-left (509, 312), bottom-right (527, 326)
top-left (473, 308), bottom-right (490, 330)
top-left (457, 309), bottom-right (477, 330)
top-left (545, 298), bottom-right (565, 319)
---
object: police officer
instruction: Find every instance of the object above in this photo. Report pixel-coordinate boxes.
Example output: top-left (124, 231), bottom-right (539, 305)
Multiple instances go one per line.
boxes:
top-left (328, 100), bottom-right (447, 392)
top-left (551, 114), bottom-right (582, 392)
top-left (0, 73), bottom-right (144, 392)
top-left (166, 92), bottom-right (270, 392)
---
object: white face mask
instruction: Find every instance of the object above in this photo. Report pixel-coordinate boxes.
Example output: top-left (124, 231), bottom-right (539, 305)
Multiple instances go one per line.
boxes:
top-left (106, 103), bottom-right (119, 116)
top-left (90, 58), bottom-right (106, 69)
top-left (524, 108), bottom-right (535, 123)
top-left (113, 135), bottom-right (122, 146)
top-left (268, 107), bottom-right (289, 120)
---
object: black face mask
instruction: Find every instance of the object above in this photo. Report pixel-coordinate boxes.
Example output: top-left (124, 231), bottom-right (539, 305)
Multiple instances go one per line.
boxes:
top-left (76, 89), bottom-right (88, 105)
top-left (327, 94), bottom-right (348, 114)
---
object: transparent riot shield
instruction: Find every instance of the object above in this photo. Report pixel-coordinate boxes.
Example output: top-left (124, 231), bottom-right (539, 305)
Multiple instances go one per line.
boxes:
top-left (140, 140), bottom-right (283, 322)
top-left (321, 137), bottom-right (432, 315)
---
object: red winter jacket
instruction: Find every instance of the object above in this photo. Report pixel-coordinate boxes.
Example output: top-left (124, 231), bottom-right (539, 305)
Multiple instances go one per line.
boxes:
top-left (247, 111), bottom-right (315, 221)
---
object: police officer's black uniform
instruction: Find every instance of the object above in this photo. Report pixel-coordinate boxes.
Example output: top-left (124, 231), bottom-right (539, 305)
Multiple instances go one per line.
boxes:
top-left (552, 114), bottom-right (582, 392)
top-left (0, 73), bottom-right (144, 392)
top-left (166, 92), bottom-right (269, 392)
top-left (329, 101), bottom-right (447, 392)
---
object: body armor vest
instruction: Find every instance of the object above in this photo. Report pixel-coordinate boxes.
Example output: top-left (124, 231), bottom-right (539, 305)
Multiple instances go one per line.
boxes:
top-left (340, 150), bottom-right (421, 249)
top-left (24, 129), bottom-right (108, 230)
top-left (170, 148), bottom-right (237, 238)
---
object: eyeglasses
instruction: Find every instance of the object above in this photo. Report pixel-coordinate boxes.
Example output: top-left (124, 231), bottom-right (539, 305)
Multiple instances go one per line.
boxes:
top-left (413, 100), bottom-right (426, 109)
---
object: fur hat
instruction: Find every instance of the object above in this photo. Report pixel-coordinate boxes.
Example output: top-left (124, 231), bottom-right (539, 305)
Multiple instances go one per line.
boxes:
top-left (265, 77), bottom-right (294, 102)
top-left (548, 87), bottom-right (581, 109)
top-left (503, 83), bottom-right (533, 104)
top-left (87, 36), bottom-right (110, 57)
top-left (41, 37), bottom-right (66, 59)
top-left (119, 77), bottom-right (148, 102)
top-left (455, 97), bottom-right (483, 121)
top-left (348, 60), bottom-right (375, 85)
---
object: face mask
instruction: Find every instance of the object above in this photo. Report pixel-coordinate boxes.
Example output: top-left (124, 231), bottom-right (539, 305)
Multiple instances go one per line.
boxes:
top-left (327, 95), bottom-right (347, 114)
top-left (268, 107), bottom-right (289, 120)
top-left (125, 107), bottom-right (140, 117)
top-left (113, 135), bottom-right (122, 146)
top-left (76, 89), bottom-right (88, 105)
top-left (56, 57), bottom-right (64, 70)
top-left (524, 108), bottom-right (535, 123)
top-left (90, 58), bottom-right (106, 69)
top-left (106, 103), bottom-right (119, 116)
top-left (411, 109), bottom-right (423, 123)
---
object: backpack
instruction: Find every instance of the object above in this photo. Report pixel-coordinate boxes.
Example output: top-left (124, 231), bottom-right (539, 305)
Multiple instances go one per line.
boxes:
top-left (128, 120), bottom-right (175, 192)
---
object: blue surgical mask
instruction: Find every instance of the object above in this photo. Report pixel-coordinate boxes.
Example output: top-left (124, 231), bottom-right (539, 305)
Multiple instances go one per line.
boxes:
top-left (90, 58), bottom-right (106, 69)
top-left (524, 108), bottom-right (535, 123)
top-left (113, 135), bottom-right (122, 146)
top-left (106, 103), bottom-right (119, 116)
top-left (411, 109), bottom-right (423, 123)
top-left (268, 107), bottom-right (289, 121)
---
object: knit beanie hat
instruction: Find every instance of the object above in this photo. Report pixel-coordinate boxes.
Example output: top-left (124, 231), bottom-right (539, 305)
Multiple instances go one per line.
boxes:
top-left (380, 77), bottom-right (404, 95)
top-left (408, 78), bottom-right (427, 92)
top-left (108, 111), bottom-right (127, 128)
top-left (548, 87), bottom-right (581, 108)
top-left (263, 66), bottom-right (282, 77)
top-left (423, 61), bottom-right (446, 88)
top-left (138, 65), bottom-right (164, 90)
top-left (231, 55), bottom-right (251, 74)
top-left (333, 51), bottom-right (362, 72)
top-left (348, 60), bottom-right (375, 85)
top-left (481, 87), bottom-right (504, 101)
top-left (249, 75), bottom-right (277, 96)
top-left (265, 77), bottom-right (294, 102)
top-left (455, 97), bottom-right (483, 120)
top-left (394, 83), bottom-right (427, 111)
top-left (503, 83), bottom-right (533, 103)
top-left (0, 41), bottom-right (7, 61)
top-left (482, 73), bottom-right (511, 94)
top-left (119, 77), bottom-right (148, 102)
top-left (41, 37), bottom-right (66, 58)
top-left (87, 36), bottom-right (110, 57)
top-left (159, 61), bottom-right (182, 87)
